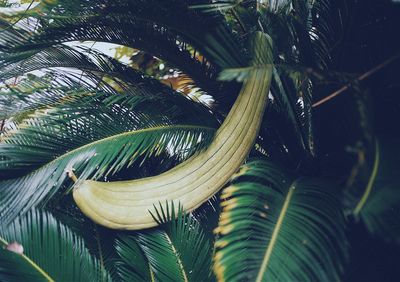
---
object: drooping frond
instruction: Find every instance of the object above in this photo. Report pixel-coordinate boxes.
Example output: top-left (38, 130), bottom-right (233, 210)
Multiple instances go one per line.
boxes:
top-left (348, 138), bottom-right (400, 243)
top-left (0, 39), bottom-right (223, 101)
top-left (190, 0), bottom-right (243, 13)
top-left (150, 202), bottom-right (214, 281)
top-left (0, 0), bottom-right (246, 99)
top-left (115, 234), bottom-right (155, 282)
top-left (214, 159), bottom-right (348, 281)
top-left (252, 0), bottom-right (337, 156)
top-left (47, 199), bottom-right (130, 282)
top-left (0, 88), bottom-right (217, 224)
top-left (0, 44), bottom-right (142, 85)
top-left (0, 209), bottom-right (110, 282)
top-left (205, 0), bottom-right (335, 157)
top-left (0, 247), bottom-right (48, 282)
top-left (114, 202), bottom-right (214, 281)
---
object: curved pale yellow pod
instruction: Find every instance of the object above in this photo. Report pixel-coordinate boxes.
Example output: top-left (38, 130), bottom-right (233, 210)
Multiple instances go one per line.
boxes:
top-left (73, 67), bottom-right (273, 230)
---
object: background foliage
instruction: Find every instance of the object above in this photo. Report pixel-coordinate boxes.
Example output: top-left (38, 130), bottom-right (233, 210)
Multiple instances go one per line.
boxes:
top-left (0, 0), bottom-right (399, 281)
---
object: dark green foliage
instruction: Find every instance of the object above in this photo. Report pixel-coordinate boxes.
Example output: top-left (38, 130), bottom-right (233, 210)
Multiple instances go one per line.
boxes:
top-left (115, 235), bottom-right (154, 282)
top-left (346, 137), bottom-right (400, 243)
top-left (114, 203), bottom-right (214, 282)
top-left (0, 0), bottom-right (398, 280)
top-left (0, 209), bottom-right (109, 282)
top-left (0, 247), bottom-right (48, 282)
top-left (214, 160), bottom-right (348, 281)
top-left (0, 83), bottom-right (217, 224)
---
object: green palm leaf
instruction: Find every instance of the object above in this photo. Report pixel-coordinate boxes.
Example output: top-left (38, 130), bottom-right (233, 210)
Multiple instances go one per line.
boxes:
top-left (0, 72), bottom-right (107, 123)
top-left (0, 43), bottom-right (199, 98)
top-left (349, 138), bottom-right (400, 242)
top-left (1, 0), bottom-right (245, 77)
top-left (114, 203), bottom-right (214, 282)
top-left (136, 231), bottom-right (191, 282)
top-left (150, 202), bottom-right (214, 281)
top-left (190, 0), bottom-right (242, 13)
top-left (216, 1), bottom-right (333, 157)
top-left (48, 203), bottom-right (131, 282)
top-left (214, 159), bottom-right (348, 281)
top-left (0, 91), bottom-right (217, 224)
top-left (0, 209), bottom-right (109, 282)
top-left (0, 241), bottom-right (50, 282)
top-left (115, 235), bottom-right (155, 282)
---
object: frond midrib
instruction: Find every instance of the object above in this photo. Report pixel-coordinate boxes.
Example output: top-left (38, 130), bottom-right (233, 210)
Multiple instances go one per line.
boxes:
top-left (354, 140), bottom-right (380, 215)
top-left (60, 124), bottom-right (216, 160)
top-left (2, 124), bottom-right (216, 180)
top-left (164, 232), bottom-right (189, 282)
top-left (256, 182), bottom-right (297, 282)
top-left (0, 236), bottom-right (55, 282)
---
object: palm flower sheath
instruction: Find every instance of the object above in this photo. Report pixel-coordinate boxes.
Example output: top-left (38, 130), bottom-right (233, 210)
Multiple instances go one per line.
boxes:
top-left (73, 39), bottom-right (273, 230)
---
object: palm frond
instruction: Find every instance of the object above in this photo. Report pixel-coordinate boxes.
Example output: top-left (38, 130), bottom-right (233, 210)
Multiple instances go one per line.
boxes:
top-left (47, 197), bottom-right (130, 282)
top-left (150, 202), bottom-right (214, 281)
top-left (0, 91), bottom-right (217, 225)
top-left (0, 44), bottom-right (220, 125)
top-left (114, 202), bottom-right (214, 282)
top-left (84, 226), bottom-right (122, 281)
top-left (258, 0), bottom-right (334, 69)
top-left (0, 241), bottom-right (49, 282)
top-left (217, 28), bottom-right (314, 156)
top-left (0, 72), bottom-right (103, 123)
top-left (136, 231), bottom-right (189, 281)
top-left (1, 0), bottom-right (245, 73)
top-left (0, 209), bottom-right (110, 282)
top-left (253, 0), bottom-right (339, 157)
top-left (217, 30), bottom-right (274, 82)
top-left (0, 44), bottom-right (140, 85)
top-left (271, 67), bottom-right (315, 156)
top-left (115, 235), bottom-right (155, 282)
top-left (348, 138), bottom-right (400, 243)
top-left (190, 0), bottom-right (243, 13)
top-left (208, 0), bottom-right (320, 158)
top-left (0, 39), bottom-right (217, 100)
top-left (192, 194), bottom-right (222, 238)
top-left (270, 68), bottom-right (309, 152)
top-left (214, 159), bottom-right (348, 281)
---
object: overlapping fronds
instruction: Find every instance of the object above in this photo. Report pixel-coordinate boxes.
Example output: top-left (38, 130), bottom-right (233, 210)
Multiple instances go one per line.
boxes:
top-left (0, 86), bottom-right (217, 225)
top-left (0, 0), bottom-right (375, 280)
top-left (348, 138), bottom-right (400, 243)
top-left (115, 202), bottom-right (214, 282)
top-left (0, 209), bottom-right (109, 282)
top-left (214, 159), bottom-right (348, 281)
top-left (0, 0), bottom-right (246, 91)
top-left (115, 234), bottom-right (154, 282)
top-left (204, 0), bottom-right (334, 156)
top-left (190, 0), bottom-right (243, 13)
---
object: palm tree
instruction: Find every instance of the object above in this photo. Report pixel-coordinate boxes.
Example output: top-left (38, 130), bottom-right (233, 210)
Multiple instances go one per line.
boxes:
top-left (0, 0), bottom-right (399, 281)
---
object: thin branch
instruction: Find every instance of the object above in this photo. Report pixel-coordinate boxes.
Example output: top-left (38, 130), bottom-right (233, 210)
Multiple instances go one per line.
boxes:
top-left (312, 53), bottom-right (400, 108)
